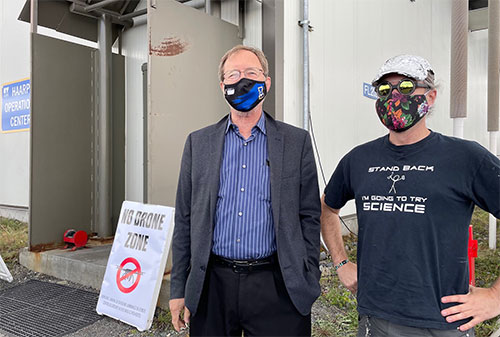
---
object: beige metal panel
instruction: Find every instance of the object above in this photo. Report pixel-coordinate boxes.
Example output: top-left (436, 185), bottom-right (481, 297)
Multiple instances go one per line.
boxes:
top-left (30, 34), bottom-right (94, 247)
top-left (148, 0), bottom-right (242, 207)
top-left (466, 30), bottom-right (500, 150)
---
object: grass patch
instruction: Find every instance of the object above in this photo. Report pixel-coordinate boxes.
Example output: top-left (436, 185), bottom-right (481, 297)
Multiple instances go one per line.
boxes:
top-left (0, 217), bottom-right (28, 267)
top-left (315, 208), bottom-right (499, 337)
top-left (471, 208), bottom-right (500, 337)
top-left (151, 307), bottom-right (174, 331)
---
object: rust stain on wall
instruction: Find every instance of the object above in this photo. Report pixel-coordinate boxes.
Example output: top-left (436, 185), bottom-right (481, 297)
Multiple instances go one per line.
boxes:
top-left (149, 37), bottom-right (189, 56)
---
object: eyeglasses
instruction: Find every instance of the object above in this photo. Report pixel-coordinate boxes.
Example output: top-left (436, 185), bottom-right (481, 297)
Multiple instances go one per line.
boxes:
top-left (223, 67), bottom-right (265, 83)
top-left (376, 79), bottom-right (430, 98)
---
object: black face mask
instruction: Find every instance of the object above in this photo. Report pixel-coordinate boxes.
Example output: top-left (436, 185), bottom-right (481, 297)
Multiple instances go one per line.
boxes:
top-left (224, 78), bottom-right (267, 112)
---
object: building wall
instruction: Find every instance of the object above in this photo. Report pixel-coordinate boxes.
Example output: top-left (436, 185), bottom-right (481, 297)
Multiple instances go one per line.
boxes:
top-left (0, 0), bottom-right (495, 218)
top-left (0, 0), bottom-right (30, 208)
top-left (279, 0), bottom-right (496, 216)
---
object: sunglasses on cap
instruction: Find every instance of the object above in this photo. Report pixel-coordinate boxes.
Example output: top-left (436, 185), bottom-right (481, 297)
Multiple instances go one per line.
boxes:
top-left (375, 78), bottom-right (431, 98)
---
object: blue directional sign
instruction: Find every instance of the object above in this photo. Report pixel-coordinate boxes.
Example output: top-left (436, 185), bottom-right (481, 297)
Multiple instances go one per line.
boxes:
top-left (2, 78), bottom-right (30, 132)
top-left (363, 82), bottom-right (377, 100)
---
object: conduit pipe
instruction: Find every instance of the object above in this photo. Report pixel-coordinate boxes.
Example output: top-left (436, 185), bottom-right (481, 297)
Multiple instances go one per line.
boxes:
top-left (30, 0), bottom-right (37, 33)
top-left (85, 0), bottom-right (122, 12)
top-left (182, 0), bottom-right (205, 9)
top-left (450, 0), bottom-right (468, 138)
top-left (487, 0), bottom-right (499, 250)
top-left (96, 14), bottom-right (113, 237)
top-left (299, 0), bottom-right (310, 131)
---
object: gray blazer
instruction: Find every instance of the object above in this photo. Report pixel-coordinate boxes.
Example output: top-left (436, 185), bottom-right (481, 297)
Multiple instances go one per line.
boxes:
top-left (171, 112), bottom-right (321, 316)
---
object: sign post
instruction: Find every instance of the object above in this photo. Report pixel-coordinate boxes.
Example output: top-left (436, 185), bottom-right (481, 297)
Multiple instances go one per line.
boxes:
top-left (96, 201), bottom-right (175, 331)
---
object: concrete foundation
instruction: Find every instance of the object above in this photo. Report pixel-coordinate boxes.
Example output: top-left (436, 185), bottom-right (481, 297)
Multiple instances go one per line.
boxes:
top-left (19, 244), bottom-right (171, 310)
top-left (0, 205), bottom-right (29, 223)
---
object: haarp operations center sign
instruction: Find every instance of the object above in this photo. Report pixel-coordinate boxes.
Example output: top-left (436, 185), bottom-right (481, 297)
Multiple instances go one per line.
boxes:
top-left (2, 78), bottom-right (30, 132)
top-left (97, 201), bottom-right (175, 331)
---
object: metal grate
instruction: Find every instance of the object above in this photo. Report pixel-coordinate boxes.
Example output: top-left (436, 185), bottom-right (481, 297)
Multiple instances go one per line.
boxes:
top-left (0, 280), bottom-right (103, 337)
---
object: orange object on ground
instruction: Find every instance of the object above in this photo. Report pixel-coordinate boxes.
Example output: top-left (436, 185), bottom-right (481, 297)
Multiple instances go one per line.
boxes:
top-left (468, 225), bottom-right (478, 286)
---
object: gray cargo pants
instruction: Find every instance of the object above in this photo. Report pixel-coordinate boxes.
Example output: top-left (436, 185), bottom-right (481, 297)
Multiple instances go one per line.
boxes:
top-left (357, 315), bottom-right (475, 337)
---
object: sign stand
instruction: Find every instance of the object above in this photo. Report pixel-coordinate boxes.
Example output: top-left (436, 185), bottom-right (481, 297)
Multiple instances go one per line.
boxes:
top-left (0, 255), bottom-right (13, 283)
top-left (96, 201), bottom-right (175, 331)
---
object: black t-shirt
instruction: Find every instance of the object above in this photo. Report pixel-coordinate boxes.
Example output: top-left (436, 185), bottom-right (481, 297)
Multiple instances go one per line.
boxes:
top-left (324, 131), bottom-right (500, 330)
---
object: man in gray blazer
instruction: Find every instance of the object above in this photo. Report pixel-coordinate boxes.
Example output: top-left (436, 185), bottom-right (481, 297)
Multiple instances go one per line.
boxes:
top-left (169, 45), bottom-right (321, 337)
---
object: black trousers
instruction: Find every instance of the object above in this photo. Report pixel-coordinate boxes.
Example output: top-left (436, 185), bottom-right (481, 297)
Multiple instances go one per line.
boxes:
top-left (190, 259), bottom-right (311, 337)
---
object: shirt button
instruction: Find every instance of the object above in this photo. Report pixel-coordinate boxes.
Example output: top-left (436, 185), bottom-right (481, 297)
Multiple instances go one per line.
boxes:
top-left (238, 211), bottom-right (243, 216)
top-left (240, 187), bottom-right (245, 192)
top-left (242, 164), bottom-right (246, 169)
top-left (244, 142), bottom-right (248, 146)
top-left (236, 239), bottom-right (241, 243)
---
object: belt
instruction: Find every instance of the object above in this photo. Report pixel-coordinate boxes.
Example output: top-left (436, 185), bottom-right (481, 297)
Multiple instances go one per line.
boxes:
top-left (211, 253), bottom-right (277, 273)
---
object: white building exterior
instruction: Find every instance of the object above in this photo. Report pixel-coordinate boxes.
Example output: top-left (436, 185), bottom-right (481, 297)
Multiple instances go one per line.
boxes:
top-left (0, 0), bottom-right (496, 223)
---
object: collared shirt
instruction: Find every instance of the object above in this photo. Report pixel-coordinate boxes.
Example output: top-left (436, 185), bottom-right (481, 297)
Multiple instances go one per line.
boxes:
top-left (212, 113), bottom-right (276, 260)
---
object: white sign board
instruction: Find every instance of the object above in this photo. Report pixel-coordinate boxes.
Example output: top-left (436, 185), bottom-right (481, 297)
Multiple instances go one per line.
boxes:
top-left (0, 255), bottom-right (13, 282)
top-left (96, 201), bottom-right (175, 331)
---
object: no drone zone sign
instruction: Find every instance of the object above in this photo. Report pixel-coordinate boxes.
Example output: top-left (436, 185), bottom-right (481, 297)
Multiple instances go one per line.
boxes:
top-left (96, 201), bottom-right (175, 331)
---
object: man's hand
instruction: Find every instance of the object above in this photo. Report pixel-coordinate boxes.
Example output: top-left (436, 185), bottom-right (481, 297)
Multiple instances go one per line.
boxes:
top-left (441, 285), bottom-right (500, 331)
top-left (169, 298), bottom-right (190, 332)
top-left (337, 261), bottom-right (358, 294)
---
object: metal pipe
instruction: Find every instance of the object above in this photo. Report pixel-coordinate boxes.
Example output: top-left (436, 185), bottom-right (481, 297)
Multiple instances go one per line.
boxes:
top-left (300, 0), bottom-right (310, 131)
top-left (30, 0), bottom-right (37, 33)
top-left (488, 0), bottom-right (500, 250)
top-left (488, 0), bottom-right (500, 133)
top-left (453, 118), bottom-right (465, 139)
top-left (97, 14), bottom-right (113, 237)
top-left (450, 0), bottom-right (468, 124)
top-left (132, 15), bottom-right (147, 27)
top-left (119, 8), bottom-right (147, 20)
top-left (183, 0), bottom-right (205, 9)
top-left (85, 0), bottom-right (121, 12)
top-left (489, 133), bottom-right (498, 250)
top-left (205, 0), bottom-right (211, 14)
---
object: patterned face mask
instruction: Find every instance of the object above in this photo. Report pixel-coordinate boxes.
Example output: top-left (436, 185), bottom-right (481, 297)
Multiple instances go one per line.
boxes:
top-left (375, 91), bottom-right (430, 132)
top-left (224, 78), bottom-right (267, 112)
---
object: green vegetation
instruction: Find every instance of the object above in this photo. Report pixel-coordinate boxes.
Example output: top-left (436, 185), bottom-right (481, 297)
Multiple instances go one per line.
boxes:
top-left (471, 208), bottom-right (500, 337)
top-left (152, 308), bottom-right (174, 331)
top-left (313, 208), bottom-right (500, 337)
top-left (0, 217), bottom-right (28, 267)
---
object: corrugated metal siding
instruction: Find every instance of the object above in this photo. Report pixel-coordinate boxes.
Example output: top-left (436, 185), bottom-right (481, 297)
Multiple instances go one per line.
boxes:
top-left (121, 0), bottom-right (148, 203)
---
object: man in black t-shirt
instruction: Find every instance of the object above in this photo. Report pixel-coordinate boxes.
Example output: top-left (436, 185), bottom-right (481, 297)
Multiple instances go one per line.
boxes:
top-left (321, 54), bottom-right (500, 337)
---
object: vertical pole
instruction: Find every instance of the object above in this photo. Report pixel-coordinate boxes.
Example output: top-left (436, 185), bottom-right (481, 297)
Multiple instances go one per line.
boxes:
top-left (488, 0), bottom-right (500, 250)
top-left (30, 0), bottom-right (37, 33)
top-left (28, 0), bottom-right (38, 247)
top-left (301, 0), bottom-right (310, 131)
top-left (450, 0), bottom-right (468, 137)
top-left (97, 14), bottom-right (113, 237)
top-left (453, 118), bottom-right (465, 139)
top-left (205, 0), bottom-right (211, 14)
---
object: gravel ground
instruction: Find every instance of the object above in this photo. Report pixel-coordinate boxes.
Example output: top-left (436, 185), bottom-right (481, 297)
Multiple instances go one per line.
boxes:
top-left (0, 263), bottom-right (188, 337)
top-left (0, 256), bottom-right (339, 337)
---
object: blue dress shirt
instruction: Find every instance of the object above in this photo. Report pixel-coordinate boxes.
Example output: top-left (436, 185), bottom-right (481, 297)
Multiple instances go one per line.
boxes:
top-left (212, 113), bottom-right (276, 259)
